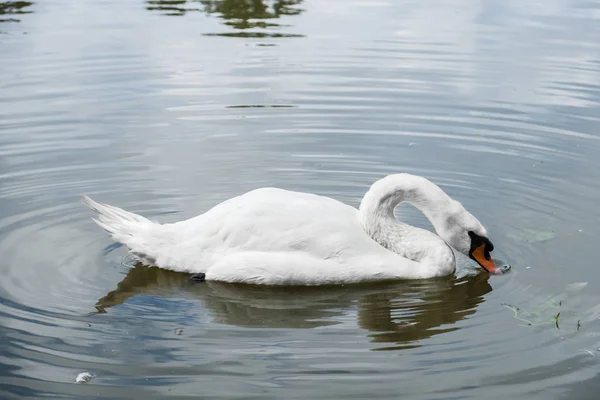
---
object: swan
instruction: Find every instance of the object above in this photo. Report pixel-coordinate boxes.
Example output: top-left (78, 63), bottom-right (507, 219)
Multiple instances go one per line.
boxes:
top-left (83, 173), bottom-right (500, 285)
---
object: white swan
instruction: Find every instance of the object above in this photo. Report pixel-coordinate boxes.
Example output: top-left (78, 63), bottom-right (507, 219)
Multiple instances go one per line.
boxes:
top-left (83, 173), bottom-right (500, 285)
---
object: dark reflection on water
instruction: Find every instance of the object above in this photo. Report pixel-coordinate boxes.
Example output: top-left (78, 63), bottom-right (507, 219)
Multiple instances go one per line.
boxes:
top-left (226, 104), bottom-right (297, 108)
top-left (146, 0), bottom-right (303, 37)
top-left (96, 263), bottom-right (492, 350)
top-left (201, 0), bottom-right (302, 29)
top-left (146, 0), bottom-right (201, 16)
top-left (203, 31), bottom-right (302, 37)
top-left (359, 274), bottom-right (491, 350)
top-left (0, 1), bottom-right (33, 23)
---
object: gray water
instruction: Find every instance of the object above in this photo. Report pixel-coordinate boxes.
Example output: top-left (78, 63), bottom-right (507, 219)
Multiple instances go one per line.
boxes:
top-left (2, 0), bottom-right (600, 399)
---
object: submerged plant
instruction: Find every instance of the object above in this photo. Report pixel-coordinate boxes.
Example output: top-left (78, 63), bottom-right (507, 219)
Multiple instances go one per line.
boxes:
top-left (502, 297), bottom-right (584, 332)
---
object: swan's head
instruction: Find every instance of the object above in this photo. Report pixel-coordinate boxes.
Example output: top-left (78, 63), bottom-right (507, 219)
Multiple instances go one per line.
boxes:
top-left (438, 202), bottom-right (500, 274)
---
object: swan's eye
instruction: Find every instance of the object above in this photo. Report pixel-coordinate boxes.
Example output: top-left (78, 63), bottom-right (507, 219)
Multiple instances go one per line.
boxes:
top-left (467, 231), bottom-right (479, 244)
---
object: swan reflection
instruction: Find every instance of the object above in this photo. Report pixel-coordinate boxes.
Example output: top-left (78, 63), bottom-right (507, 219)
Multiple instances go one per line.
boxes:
top-left (96, 263), bottom-right (492, 349)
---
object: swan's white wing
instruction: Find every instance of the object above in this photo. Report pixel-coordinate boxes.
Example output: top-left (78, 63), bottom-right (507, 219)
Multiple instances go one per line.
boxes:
top-left (168, 188), bottom-right (373, 258)
top-left (158, 188), bottom-right (424, 282)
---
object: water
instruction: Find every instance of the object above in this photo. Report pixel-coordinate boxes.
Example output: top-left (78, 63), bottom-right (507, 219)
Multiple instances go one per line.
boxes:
top-left (2, 0), bottom-right (600, 398)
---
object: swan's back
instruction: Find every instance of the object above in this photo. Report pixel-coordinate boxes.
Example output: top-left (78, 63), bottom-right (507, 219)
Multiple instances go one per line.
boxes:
top-left (171, 188), bottom-right (366, 259)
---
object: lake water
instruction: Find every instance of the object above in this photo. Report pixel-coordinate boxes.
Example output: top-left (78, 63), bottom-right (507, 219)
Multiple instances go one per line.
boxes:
top-left (2, 0), bottom-right (600, 398)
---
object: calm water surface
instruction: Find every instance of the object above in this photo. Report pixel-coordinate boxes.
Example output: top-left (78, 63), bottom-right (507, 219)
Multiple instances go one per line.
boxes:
top-left (2, 0), bottom-right (600, 399)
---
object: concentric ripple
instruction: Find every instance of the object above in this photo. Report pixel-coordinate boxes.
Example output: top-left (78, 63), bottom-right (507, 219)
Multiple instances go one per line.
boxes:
top-left (1, 0), bottom-right (600, 399)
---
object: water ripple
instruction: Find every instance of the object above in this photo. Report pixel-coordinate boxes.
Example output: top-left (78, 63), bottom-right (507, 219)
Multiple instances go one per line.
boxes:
top-left (1, 0), bottom-right (600, 398)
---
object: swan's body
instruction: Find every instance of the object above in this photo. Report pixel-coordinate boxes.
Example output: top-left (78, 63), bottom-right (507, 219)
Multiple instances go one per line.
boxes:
top-left (84, 174), bottom-right (497, 285)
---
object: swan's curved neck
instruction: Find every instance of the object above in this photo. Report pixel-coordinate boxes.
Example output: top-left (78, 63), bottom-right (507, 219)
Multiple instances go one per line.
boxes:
top-left (358, 174), bottom-right (457, 275)
top-left (359, 174), bottom-right (454, 236)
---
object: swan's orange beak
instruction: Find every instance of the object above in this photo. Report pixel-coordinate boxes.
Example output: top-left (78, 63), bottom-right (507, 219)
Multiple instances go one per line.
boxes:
top-left (470, 243), bottom-right (500, 274)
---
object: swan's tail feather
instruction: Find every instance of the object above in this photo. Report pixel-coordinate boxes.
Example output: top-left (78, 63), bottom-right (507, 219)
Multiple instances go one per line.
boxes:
top-left (81, 195), bottom-right (161, 261)
top-left (82, 195), bottom-right (153, 239)
top-left (82, 195), bottom-right (151, 225)
top-left (83, 195), bottom-right (195, 273)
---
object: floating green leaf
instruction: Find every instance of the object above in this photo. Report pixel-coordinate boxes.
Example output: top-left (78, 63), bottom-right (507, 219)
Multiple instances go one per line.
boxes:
top-left (509, 228), bottom-right (555, 243)
top-left (501, 299), bottom-right (565, 329)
